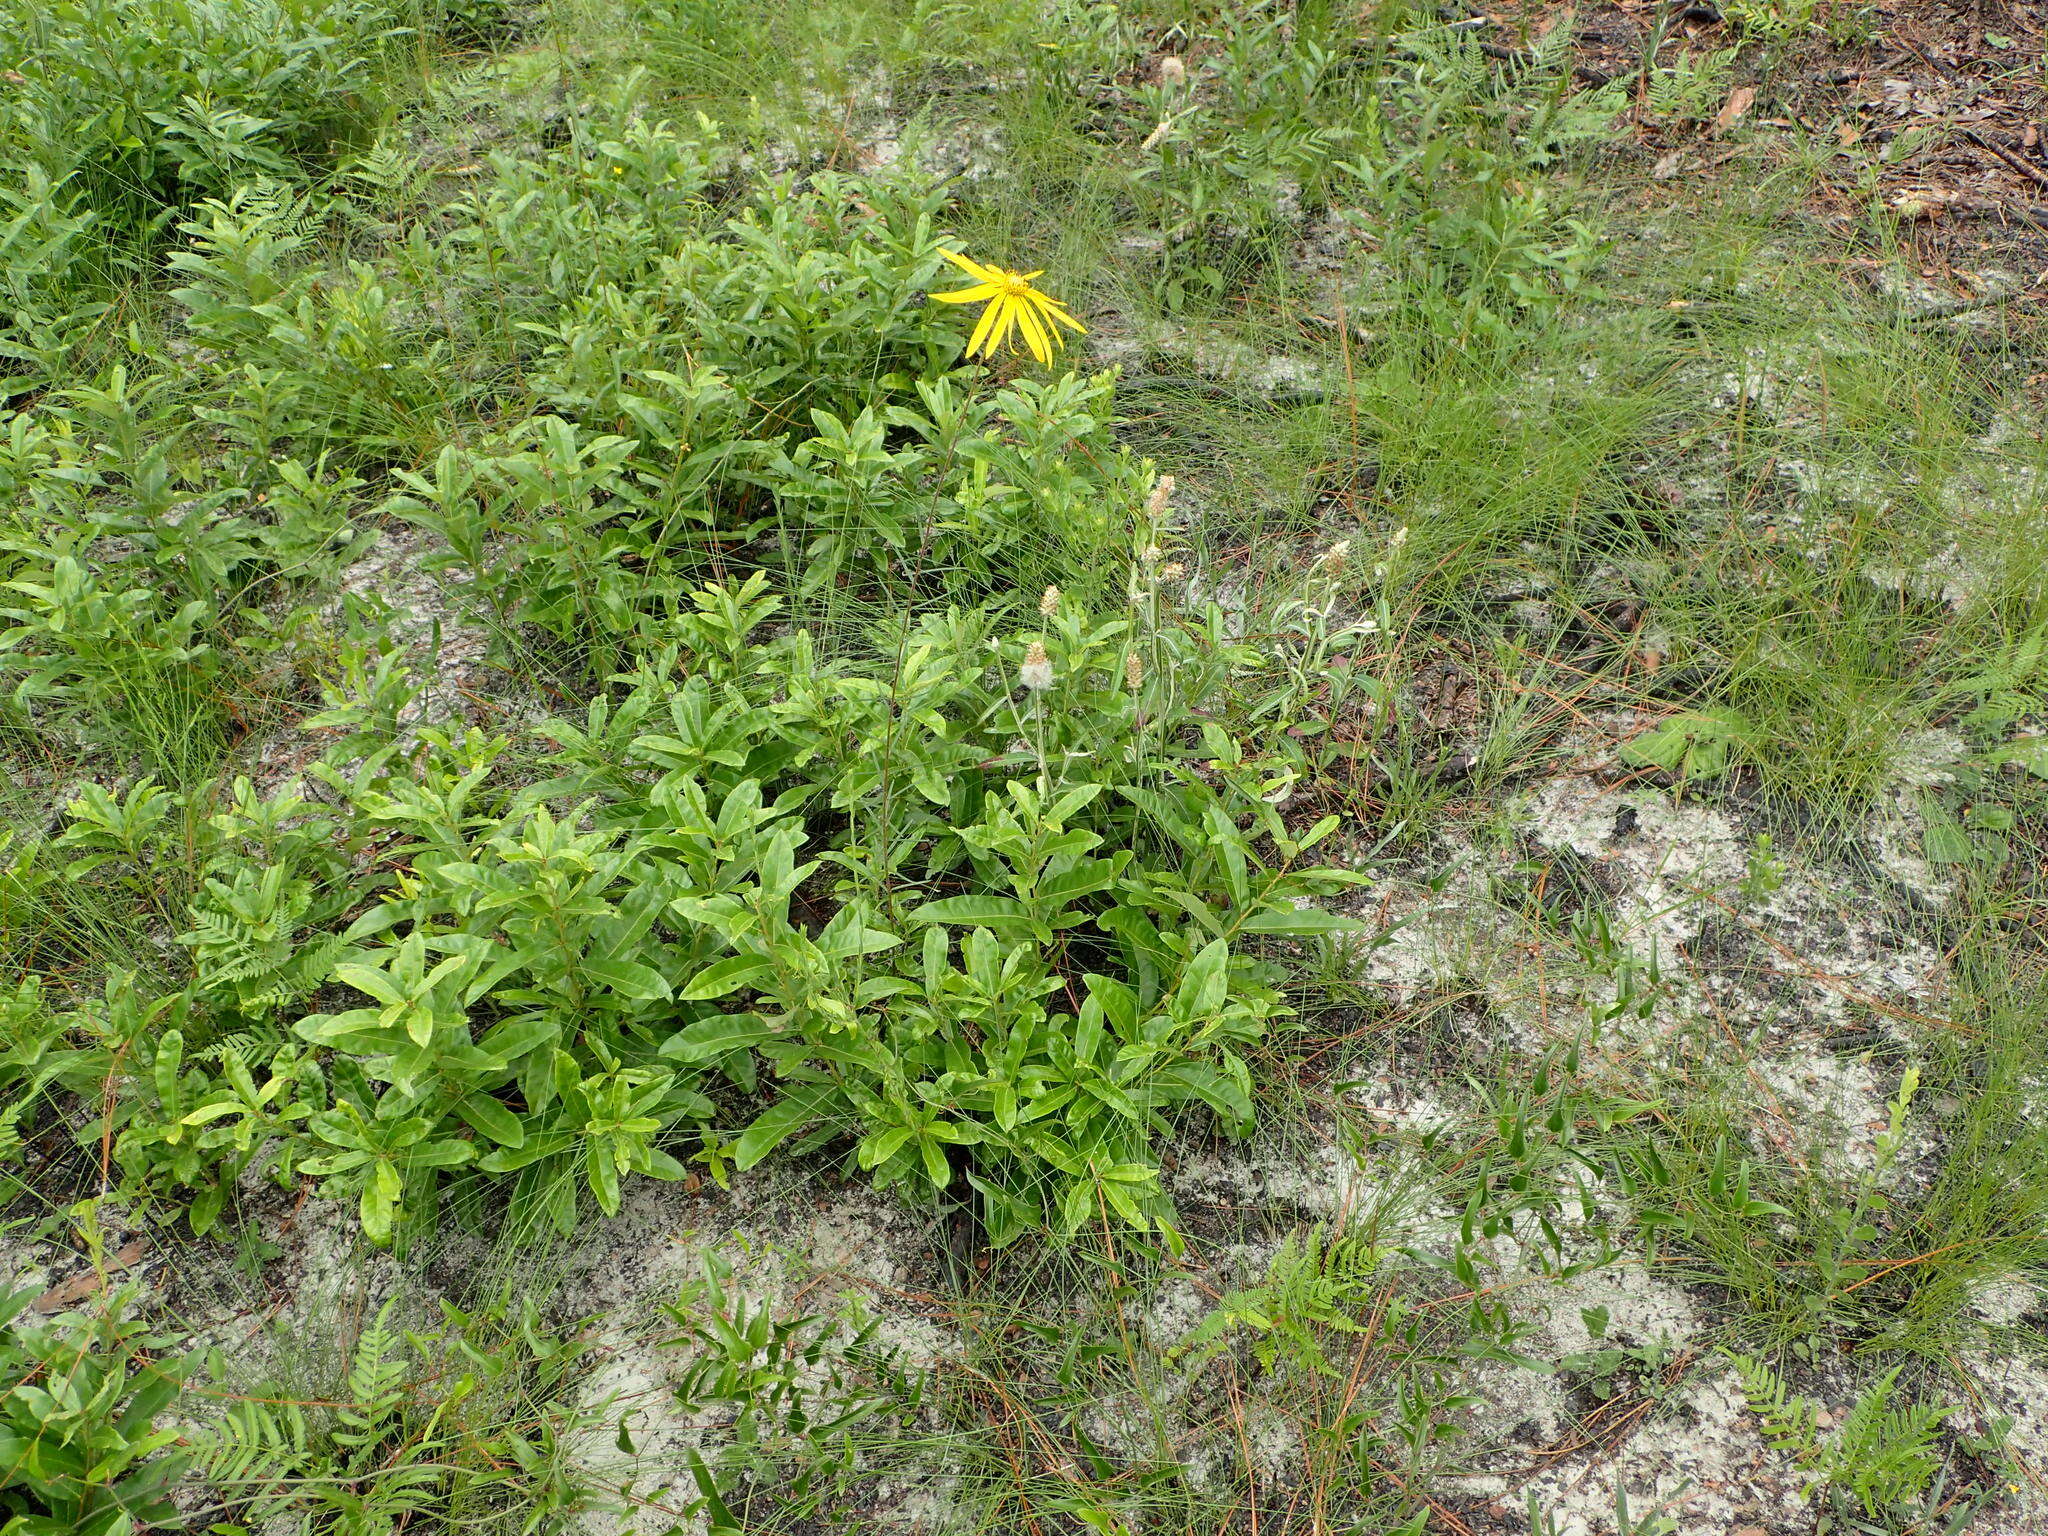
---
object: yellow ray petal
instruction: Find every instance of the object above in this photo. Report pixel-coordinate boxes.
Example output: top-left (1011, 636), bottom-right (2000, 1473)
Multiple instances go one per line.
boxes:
top-left (1031, 298), bottom-right (1065, 354)
top-left (966, 295), bottom-right (1006, 358)
top-left (932, 282), bottom-right (1002, 303)
top-left (1015, 299), bottom-right (1053, 365)
top-left (1034, 301), bottom-right (1068, 352)
top-left (941, 249), bottom-right (1000, 283)
top-left (1044, 301), bottom-right (1087, 334)
top-left (991, 293), bottom-right (1021, 356)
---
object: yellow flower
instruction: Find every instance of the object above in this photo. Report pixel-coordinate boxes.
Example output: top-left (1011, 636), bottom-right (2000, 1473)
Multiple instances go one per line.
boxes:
top-left (931, 249), bottom-right (1086, 366)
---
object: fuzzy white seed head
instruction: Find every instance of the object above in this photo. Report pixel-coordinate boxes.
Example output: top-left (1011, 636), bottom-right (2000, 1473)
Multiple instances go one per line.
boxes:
top-left (1145, 474), bottom-right (1176, 519)
top-left (1019, 640), bottom-right (1054, 692)
top-left (1124, 652), bottom-right (1144, 689)
top-left (1159, 55), bottom-right (1186, 85)
top-left (1159, 560), bottom-right (1186, 581)
top-left (1039, 584), bottom-right (1061, 617)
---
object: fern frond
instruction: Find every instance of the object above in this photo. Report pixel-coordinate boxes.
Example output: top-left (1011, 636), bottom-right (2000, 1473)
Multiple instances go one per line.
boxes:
top-left (336, 1300), bottom-right (409, 1448)
top-left (1723, 1350), bottom-right (1819, 1459)
top-left (1822, 1366), bottom-right (1949, 1516)
top-left (199, 1396), bottom-right (310, 1486)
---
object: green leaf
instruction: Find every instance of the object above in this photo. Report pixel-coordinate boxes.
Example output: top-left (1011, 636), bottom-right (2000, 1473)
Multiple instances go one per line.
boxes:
top-left (1040, 860), bottom-right (1123, 904)
top-left (858, 1125), bottom-right (914, 1169)
top-left (586, 1143), bottom-right (623, 1215)
top-left (734, 1086), bottom-right (835, 1170)
top-left (1073, 996), bottom-right (1106, 1064)
top-left (362, 1161), bottom-right (401, 1246)
top-left (1174, 938), bottom-right (1230, 1019)
top-left (1097, 1163), bottom-right (1157, 1185)
top-left (580, 956), bottom-right (673, 1002)
top-left (178, 1101), bottom-right (250, 1127)
top-left (1620, 709), bottom-right (1747, 779)
top-left (907, 895), bottom-right (1034, 928)
top-left (1997, 735), bottom-right (2048, 779)
top-left (685, 1448), bottom-right (742, 1533)
top-left (816, 910), bottom-right (901, 959)
top-left (1923, 819), bottom-right (1972, 864)
top-left (678, 956), bottom-right (773, 1001)
top-left (1059, 1176), bottom-right (1096, 1233)
top-left (473, 1015), bottom-right (556, 1068)
top-left (409, 1138), bottom-right (477, 1169)
top-left (453, 1095), bottom-right (526, 1148)
top-left (1238, 907), bottom-right (1370, 936)
top-left (1154, 1062), bottom-right (1252, 1127)
top-left (660, 1013), bottom-right (779, 1061)
top-left (1080, 1078), bottom-right (1146, 1122)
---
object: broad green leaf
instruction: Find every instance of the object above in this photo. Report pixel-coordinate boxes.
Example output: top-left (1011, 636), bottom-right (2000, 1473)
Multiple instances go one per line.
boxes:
top-left (1059, 1176), bottom-right (1096, 1233)
top-left (1174, 938), bottom-right (1230, 1019)
top-left (474, 1015), bottom-right (556, 1067)
top-left (908, 895), bottom-right (1033, 928)
top-left (580, 956), bottom-right (673, 1002)
top-left (1238, 907), bottom-right (1371, 936)
top-left (920, 1135), bottom-right (952, 1188)
top-left (1998, 735), bottom-right (2048, 779)
top-left (1096, 1163), bottom-right (1158, 1185)
top-left (1923, 819), bottom-right (1972, 864)
top-left (362, 1161), bottom-right (401, 1246)
top-left (1073, 996), bottom-right (1106, 1064)
top-left (678, 956), bottom-right (773, 1001)
top-left (1040, 859), bottom-right (1124, 904)
top-left (453, 1095), bottom-right (527, 1148)
top-left (858, 1126), bottom-right (914, 1169)
top-left (179, 1102), bottom-right (251, 1127)
top-left (1620, 709), bottom-right (1747, 779)
top-left (1080, 1078), bottom-right (1146, 1122)
top-left (661, 1013), bottom-right (779, 1061)
top-left (408, 1138), bottom-right (477, 1169)
top-left (735, 1086), bottom-right (835, 1170)
top-left (587, 1142), bottom-right (623, 1215)
top-left (816, 906), bottom-right (901, 959)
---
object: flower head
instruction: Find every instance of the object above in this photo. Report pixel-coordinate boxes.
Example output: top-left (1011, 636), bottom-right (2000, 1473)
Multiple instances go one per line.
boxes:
top-left (1124, 652), bottom-right (1144, 689)
top-left (1039, 584), bottom-right (1062, 617)
top-left (932, 249), bottom-right (1086, 367)
top-left (1145, 474), bottom-right (1175, 520)
top-left (1019, 640), bottom-right (1055, 692)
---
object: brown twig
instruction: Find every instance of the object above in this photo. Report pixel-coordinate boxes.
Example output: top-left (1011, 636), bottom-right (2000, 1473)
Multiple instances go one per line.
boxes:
top-left (1964, 129), bottom-right (2048, 190)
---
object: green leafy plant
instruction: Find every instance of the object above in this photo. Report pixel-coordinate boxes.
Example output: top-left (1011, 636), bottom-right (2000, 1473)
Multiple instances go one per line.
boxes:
top-left (245, 569), bottom-right (1372, 1246)
top-left (1552, 1305), bottom-right (1680, 1405)
top-left (198, 1290), bottom-right (598, 1532)
top-left (0, 556), bottom-right (222, 775)
top-left (0, 1277), bottom-right (193, 1536)
top-left (656, 1251), bottom-right (921, 1532)
top-left (1173, 1223), bottom-right (1383, 1377)
top-left (1725, 1351), bottom-right (1958, 1518)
